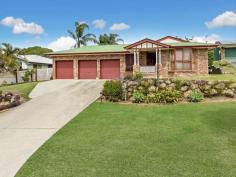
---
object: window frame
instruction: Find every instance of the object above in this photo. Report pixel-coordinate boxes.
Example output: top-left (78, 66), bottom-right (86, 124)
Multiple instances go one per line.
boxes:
top-left (125, 54), bottom-right (134, 71)
top-left (172, 48), bottom-right (193, 71)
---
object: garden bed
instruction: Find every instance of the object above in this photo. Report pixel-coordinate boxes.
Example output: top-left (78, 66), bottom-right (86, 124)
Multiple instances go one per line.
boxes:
top-left (102, 78), bottom-right (236, 104)
top-left (0, 91), bottom-right (22, 111)
top-left (0, 82), bottom-right (38, 111)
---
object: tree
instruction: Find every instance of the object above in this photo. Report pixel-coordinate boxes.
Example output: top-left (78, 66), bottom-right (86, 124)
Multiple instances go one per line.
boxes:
top-left (19, 46), bottom-right (53, 55)
top-left (97, 33), bottom-right (124, 45)
top-left (0, 43), bottom-right (20, 73)
top-left (208, 50), bottom-right (214, 67)
top-left (68, 22), bottom-right (96, 48)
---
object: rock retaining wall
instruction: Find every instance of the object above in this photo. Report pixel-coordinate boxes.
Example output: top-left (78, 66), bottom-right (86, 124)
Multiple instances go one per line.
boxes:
top-left (123, 79), bottom-right (236, 101)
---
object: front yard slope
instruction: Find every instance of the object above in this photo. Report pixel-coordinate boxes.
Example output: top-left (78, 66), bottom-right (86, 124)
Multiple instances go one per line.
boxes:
top-left (16, 102), bottom-right (236, 177)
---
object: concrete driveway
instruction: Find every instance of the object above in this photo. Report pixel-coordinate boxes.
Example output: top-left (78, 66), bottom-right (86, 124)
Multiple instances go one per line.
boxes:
top-left (0, 80), bottom-right (104, 177)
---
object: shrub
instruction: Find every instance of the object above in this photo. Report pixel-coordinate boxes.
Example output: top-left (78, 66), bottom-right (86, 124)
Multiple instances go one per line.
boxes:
top-left (208, 66), bottom-right (222, 74)
top-left (102, 80), bottom-right (122, 102)
top-left (158, 89), bottom-right (182, 103)
top-left (133, 72), bottom-right (143, 80)
top-left (22, 69), bottom-right (34, 82)
top-left (187, 90), bottom-right (204, 103)
top-left (208, 50), bottom-right (214, 67)
top-left (132, 90), bottom-right (145, 103)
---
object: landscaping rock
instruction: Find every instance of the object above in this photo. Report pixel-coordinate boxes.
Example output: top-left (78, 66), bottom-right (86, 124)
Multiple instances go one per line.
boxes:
top-left (14, 95), bottom-right (21, 101)
top-left (148, 86), bottom-right (157, 93)
top-left (201, 84), bottom-right (211, 91)
top-left (180, 86), bottom-right (188, 92)
top-left (229, 83), bottom-right (236, 89)
top-left (184, 90), bottom-right (192, 98)
top-left (223, 89), bottom-right (235, 98)
top-left (190, 83), bottom-right (198, 90)
top-left (159, 83), bottom-right (166, 89)
top-left (128, 87), bottom-right (133, 92)
top-left (165, 80), bottom-right (171, 85)
top-left (207, 80), bottom-right (216, 86)
top-left (127, 81), bottom-right (139, 87)
top-left (209, 89), bottom-right (218, 97)
top-left (4, 94), bottom-right (12, 102)
top-left (169, 83), bottom-right (176, 88)
top-left (215, 82), bottom-right (225, 90)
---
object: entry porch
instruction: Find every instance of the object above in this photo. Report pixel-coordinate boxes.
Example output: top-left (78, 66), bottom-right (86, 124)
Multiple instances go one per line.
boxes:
top-left (125, 39), bottom-right (170, 78)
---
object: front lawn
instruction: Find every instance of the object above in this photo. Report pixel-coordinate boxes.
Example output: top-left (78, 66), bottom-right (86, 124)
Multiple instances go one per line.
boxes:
top-left (0, 82), bottom-right (38, 99)
top-left (16, 102), bottom-right (236, 177)
top-left (181, 74), bottom-right (236, 81)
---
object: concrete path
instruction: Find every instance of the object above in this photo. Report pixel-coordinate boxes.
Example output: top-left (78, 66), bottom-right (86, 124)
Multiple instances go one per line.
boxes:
top-left (0, 80), bottom-right (104, 177)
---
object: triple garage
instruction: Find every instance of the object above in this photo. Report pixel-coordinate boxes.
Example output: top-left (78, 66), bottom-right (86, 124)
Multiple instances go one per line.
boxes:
top-left (55, 59), bottom-right (120, 80)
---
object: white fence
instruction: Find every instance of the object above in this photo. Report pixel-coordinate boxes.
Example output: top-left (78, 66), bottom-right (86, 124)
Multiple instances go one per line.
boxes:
top-left (0, 68), bottom-right (53, 85)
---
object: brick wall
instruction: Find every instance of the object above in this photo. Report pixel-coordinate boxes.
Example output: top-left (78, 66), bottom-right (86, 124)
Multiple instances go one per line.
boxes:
top-left (51, 54), bottom-right (126, 79)
top-left (193, 48), bottom-right (209, 75)
top-left (50, 48), bottom-right (209, 79)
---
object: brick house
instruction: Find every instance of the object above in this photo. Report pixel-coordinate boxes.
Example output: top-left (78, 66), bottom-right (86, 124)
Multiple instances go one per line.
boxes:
top-left (46, 36), bottom-right (217, 79)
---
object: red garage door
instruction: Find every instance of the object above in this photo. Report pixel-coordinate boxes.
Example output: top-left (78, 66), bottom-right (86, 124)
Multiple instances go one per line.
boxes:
top-left (56, 60), bottom-right (74, 79)
top-left (100, 60), bottom-right (120, 79)
top-left (78, 60), bottom-right (97, 79)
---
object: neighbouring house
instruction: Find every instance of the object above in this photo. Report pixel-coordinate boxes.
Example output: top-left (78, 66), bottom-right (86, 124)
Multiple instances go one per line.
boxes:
top-left (17, 55), bottom-right (53, 70)
top-left (46, 36), bottom-right (217, 80)
top-left (214, 41), bottom-right (236, 66)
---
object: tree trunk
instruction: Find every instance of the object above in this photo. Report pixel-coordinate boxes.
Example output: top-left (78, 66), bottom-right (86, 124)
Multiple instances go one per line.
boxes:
top-left (14, 70), bottom-right (18, 84)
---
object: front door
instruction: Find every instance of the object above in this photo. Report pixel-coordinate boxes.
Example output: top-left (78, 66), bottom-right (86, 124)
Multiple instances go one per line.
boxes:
top-left (146, 53), bottom-right (156, 66)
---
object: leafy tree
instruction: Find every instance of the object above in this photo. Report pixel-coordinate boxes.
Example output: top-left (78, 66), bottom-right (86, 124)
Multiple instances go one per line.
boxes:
top-left (0, 43), bottom-right (20, 73)
top-left (19, 46), bottom-right (53, 55)
top-left (208, 50), bottom-right (214, 67)
top-left (68, 22), bottom-right (96, 48)
top-left (97, 33), bottom-right (124, 45)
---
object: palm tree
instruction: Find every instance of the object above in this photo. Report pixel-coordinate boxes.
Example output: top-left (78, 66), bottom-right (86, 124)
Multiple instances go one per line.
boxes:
top-left (97, 33), bottom-right (124, 45)
top-left (0, 43), bottom-right (20, 73)
top-left (68, 22), bottom-right (96, 48)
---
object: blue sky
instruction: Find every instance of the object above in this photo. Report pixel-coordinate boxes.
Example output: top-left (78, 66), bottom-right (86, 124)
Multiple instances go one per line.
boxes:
top-left (0, 0), bottom-right (236, 51)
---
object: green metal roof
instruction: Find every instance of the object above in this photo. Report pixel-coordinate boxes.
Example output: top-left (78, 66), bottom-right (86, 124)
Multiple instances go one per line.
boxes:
top-left (165, 42), bottom-right (217, 47)
top-left (47, 42), bottom-right (217, 55)
top-left (47, 44), bottom-right (128, 55)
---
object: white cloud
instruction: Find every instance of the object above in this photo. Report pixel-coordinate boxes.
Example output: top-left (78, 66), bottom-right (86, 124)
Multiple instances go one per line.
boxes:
top-left (47, 36), bottom-right (76, 51)
top-left (110, 23), bottom-right (130, 31)
top-left (92, 19), bottom-right (106, 29)
top-left (205, 11), bottom-right (236, 28)
top-left (0, 16), bottom-right (44, 34)
top-left (191, 34), bottom-right (220, 43)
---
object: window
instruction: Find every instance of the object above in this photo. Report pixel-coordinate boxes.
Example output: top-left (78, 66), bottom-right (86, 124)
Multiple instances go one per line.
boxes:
top-left (172, 48), bottom-right (192, 70)
top-left (125, 54), bottom-right (134, 71)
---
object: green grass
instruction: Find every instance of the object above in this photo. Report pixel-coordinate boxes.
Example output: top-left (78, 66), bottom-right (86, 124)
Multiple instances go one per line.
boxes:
top-left (213, 61), bottom-right (236, 74)
top-left (16, 102), bottom-right (236, 177)
top-left (182, 74), bottom-right (236, 81)
top-left (0, 82), bottom-right (38, 99)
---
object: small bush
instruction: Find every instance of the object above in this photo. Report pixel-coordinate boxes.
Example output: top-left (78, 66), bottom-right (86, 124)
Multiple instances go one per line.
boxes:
top-left (159, 89), bottom-right (182, 103)
top-left (208, 50), bottom-right (214, 67)
top-left (208, 66), bottom-right (222, 74)
top-left (132, 90), bottom-right (145, 103)
top-left (103, 80), bottom-right (122, 102)
top-left (22, 69), bottom-right (34, 82)
top-left (187, 90), bottom-right (204, 103)
top-left (146, 89), bottom-right (181, 104)
top-left (133, 72), bottom-right (143, 80)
